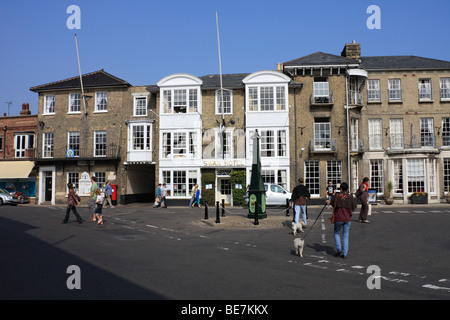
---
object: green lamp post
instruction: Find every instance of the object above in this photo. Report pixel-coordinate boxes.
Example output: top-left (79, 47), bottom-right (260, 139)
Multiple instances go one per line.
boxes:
top-left (248, 130), bottom-right (267, 220)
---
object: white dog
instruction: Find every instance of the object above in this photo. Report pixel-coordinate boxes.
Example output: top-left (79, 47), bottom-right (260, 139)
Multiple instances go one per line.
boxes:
top-left (291, 222), bottom-right (304, 235)
top-left (293, 238), bottom-right (305, 258)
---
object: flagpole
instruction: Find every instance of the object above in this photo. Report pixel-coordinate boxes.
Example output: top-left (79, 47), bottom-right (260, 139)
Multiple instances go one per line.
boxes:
top-left (216, 11), bottom-right (224, 123)
top-left (74, 34), bottom-right (87, 115)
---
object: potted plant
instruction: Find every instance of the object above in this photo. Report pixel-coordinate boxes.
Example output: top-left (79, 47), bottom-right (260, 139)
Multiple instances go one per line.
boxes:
top-left (384, 181), bottom-right (394, 205)
top-left (410, 191), bottom-right (428, 204)
top-left (444, 190), bottom-right (450, 204)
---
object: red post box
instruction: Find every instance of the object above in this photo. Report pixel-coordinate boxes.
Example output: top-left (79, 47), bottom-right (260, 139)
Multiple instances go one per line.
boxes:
top-left (111, 184), bottom-right (117, 206)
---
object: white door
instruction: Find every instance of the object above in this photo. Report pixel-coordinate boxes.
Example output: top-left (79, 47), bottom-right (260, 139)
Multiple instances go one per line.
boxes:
top-left (217, 177), bottom-right (232, 205)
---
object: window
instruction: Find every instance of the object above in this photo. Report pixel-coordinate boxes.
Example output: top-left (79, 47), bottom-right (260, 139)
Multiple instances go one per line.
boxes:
top-left (350, 118), bottom-right (359, 151)
top-left (249, 129), bottom-right (287, 159)
top-left (314, 121), bottom-right (331, 150)
top-left (161, 131), bottom-right (198, 159)
top-left (69, 93), bottom-right (81, 113)
top-left (388, 79), bottom-right (402, 101)
top-left (392, 160), bottom-right (403, 194)
top-left (352, 160), bottom-right (359, 193)
top-left (419, 79), bottom-right (432, 101)
top-left (420, 118), bottom-right (434, 148)
top-left (260, 130), bottom-right (274, 157)
top-left (313, 77), bottom-right (330, 101)
top-left (367, 79), bottom-right (381, 102)
top-left (247, 86), bottom-right (287, 111)
top-left (262, 170), bottom-right (288, 189)
top-left (67, 172), bottom-right (79, 192)
top-left (94, 172), bottom-right (106, 189)
top-left (134, 96), bottom-right (147, 116)
top-left (444, 159), bottom-right (450, 193)
top-left (368, 119), bottom-right (382, 149)
top-left (94, 131), bottom-right (107, 157)
top-left (216, 89), bottom-right (232, 114)
top-left (68, 132), bottom-right (80, 157)
top-left (429, 159), bottom-right (436, 194)
top-left (407, 159), bottom-right (425, 193)
top-left (44, 95), bottom-right (55, 114)
top-left (43, 132), bottom-right (54, 158)
top-left (440, 78), bottom-right (450, 100)
top-left (327, 161), bottom-right (342, 190)
top-left (216, 131), bottom-right (232, 159)
top-left (161, 169), bottom-right (200, 197)
top-left (442, 118), bottom-right (450, 147)
top-left (95, 92), bottom-right (108, 112)
top-left (14, 134), bottom-right (34, 158)
top-left (161, 88), bottom-right (199, 114)
top-left (389, 119), bottom-right (403, 149)
top-left (305, 161), bottom-right (320, 196)
top-left (370, 160), bottom-right (383, 193)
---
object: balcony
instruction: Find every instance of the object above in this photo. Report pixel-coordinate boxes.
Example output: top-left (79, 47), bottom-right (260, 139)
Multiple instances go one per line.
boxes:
top-left (309, 139), bottom-right (336, 153)
top-left (347, 90), bottom-right (364, 106)
top-left (386, 134), bottom-right (438, 154)
top-left (310, 91), bottom-right (334, 106)
top-left (37, 144), bottom-right (120, 161)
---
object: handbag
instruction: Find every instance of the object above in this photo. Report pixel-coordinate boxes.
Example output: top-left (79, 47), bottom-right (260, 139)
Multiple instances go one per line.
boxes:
top-left (330, 195), bottom-right (338, 224)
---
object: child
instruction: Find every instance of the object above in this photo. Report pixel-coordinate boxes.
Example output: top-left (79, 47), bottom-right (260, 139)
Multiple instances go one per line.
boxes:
top-left (94, 189), bottom-right (104, 225)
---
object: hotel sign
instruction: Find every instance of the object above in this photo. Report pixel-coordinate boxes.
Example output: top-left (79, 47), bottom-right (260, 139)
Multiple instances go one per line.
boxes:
top-left (203, 159), bottom-right (245, 167)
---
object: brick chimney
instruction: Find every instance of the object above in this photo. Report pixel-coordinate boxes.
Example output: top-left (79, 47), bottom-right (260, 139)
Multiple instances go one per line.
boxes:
top-left (20, 103), bottom-right (31, 116)
top-left (341, 41), bottom-right (361, 60)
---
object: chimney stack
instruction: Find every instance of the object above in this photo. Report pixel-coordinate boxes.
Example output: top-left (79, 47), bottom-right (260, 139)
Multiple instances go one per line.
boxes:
top-left (341, 41), bottom-right (361, 60)
top-left (20, 103), bottom-right (31, 116)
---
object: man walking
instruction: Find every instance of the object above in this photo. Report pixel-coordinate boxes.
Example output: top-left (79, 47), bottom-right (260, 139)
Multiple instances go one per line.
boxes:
top-left (291, 178), bottom-right (310, 227)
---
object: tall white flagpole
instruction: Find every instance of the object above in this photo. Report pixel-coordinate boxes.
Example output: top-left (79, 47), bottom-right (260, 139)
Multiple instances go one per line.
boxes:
top-left (74, 34), bottom-right (87, 115)
top-left (216, 12), bottom-right (224, 123)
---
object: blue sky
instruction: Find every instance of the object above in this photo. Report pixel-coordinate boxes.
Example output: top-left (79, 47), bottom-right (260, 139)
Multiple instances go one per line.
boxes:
top-left (1, 0), bottom-right (449, 115)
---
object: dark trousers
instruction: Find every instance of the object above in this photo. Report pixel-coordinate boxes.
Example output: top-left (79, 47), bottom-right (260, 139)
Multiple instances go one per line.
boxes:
top-left (64, 205), bottom-right (83, 223)
top-left (359, 199), bottom-right (368, 221)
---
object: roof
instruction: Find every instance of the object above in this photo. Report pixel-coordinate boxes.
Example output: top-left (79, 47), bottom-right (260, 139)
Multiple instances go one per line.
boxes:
top-left (283, 52), bottom-right (359, 67)
top-left (199, 73), bottom-right (249, 89)
top-left (30, 69), bottom-right (131, 92)
top-left (360, 56), bottom-right (450, 70)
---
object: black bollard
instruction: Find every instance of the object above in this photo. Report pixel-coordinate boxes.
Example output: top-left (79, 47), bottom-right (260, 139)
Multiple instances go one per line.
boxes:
top-left (254, 200), bottom-right (259, 225)
top-left (221, 199), bottom-right (225, 217)
top-left (215, 201), bottom-right (220, 223)
top-left (204, 201), bottom-right (208, 220)
top-left (286, 198), bottom-right (290, 217)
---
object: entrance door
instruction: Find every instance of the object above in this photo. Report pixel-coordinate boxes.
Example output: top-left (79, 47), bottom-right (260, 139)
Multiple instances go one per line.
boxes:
top-left (44, 171), bottom-right (52, 202)
top-left (217, 177), bottom-right (232, 205)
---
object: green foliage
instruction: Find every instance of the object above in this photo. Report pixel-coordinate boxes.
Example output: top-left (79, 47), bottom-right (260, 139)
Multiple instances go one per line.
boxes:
top-left (201, 170), bottom-right (215, 206)
top-left (230, 169), bottom-right (246, 207)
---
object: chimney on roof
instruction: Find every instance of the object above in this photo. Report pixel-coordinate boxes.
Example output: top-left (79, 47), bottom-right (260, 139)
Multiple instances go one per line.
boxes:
top-left (20, 103), bottom-right (31, 116)
top-left (341, 41), bottom-right (361, 60)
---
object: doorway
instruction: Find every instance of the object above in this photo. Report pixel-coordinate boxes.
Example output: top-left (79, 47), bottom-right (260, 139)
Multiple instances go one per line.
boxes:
top-left (44, 171), bottom-right (52, 202)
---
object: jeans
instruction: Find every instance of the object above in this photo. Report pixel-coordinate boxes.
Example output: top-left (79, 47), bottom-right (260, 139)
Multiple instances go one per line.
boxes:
top-left (334, 221), bottom-right (351, 256)
top-left (294, 204), bottom-right (307, 225)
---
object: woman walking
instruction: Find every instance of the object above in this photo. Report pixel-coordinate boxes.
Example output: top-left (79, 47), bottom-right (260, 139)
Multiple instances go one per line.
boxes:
top-left (191, 185), bottom-right (201, 208)
top-left (327, 182), bottom-right (357, 258)
top-left (358, 177), bottom-right (370, 223)
top-left (62, 183), bottom-right (83, 224)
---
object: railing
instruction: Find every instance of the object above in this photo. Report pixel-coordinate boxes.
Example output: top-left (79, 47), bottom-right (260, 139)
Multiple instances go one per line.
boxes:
top-left (37, 144), bottom-right (120, 160)
top-left (310, 91), bottom-right (334, 105)
top-left (309, 139), bottom-right (336, 152)
top-left (348, 90), bottom-right (364, 106)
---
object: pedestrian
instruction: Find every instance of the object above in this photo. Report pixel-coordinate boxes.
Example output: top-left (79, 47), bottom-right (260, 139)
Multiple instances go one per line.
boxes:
top-left (160, 183), bottom-right (167, 208)
top-left (153, 183), bottom-right (161, 208)
top-left (104, 180), bottom-right (114, 208)
top-left (94, 189), bottom-right (103, 225)
top-left (191, 185), bottom-right (201, 208)
top-left (188, 184), bottom-right (196, 207)
top-left (89, 176), bottom-right (98, 222)
top-left (357, 177), bottom-right (370, 223)
top-left (291, 178), bottom-right (310, 227)
top-left (326, 180), bottom-right (335, 209)
top-left (62, 183), bottom-right (83, 224)
top-left (326, 182), bottom-right (357, 258)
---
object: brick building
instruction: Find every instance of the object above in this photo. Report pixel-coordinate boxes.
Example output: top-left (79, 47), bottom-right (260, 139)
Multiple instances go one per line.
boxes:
top-left (30, 70), bottom-right (156, 205)
top-left (0, 103), bottom-right (38, 202)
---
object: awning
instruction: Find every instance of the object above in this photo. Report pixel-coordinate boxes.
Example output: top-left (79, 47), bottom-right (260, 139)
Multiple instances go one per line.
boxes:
top-left (0, 161), bottom-right (35, 179)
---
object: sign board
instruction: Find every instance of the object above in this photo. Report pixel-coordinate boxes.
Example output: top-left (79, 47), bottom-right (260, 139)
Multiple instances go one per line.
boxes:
top-left (368, 188), bottom-right (377, 204)
top-left (79, 172), bottom-right (91, 196)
